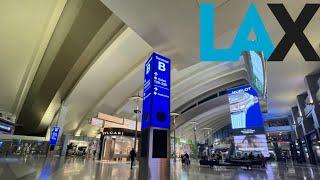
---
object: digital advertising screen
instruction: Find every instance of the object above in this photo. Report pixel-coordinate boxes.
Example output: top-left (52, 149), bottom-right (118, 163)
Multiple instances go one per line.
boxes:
top-left (227, 85), bottom-right (264, 130)
top-left (234, 134), bottom-right (269, 157)
top-left (250, 51), bottom-right (265, 97)
top-left (242, 51), bottom-right (266, 98)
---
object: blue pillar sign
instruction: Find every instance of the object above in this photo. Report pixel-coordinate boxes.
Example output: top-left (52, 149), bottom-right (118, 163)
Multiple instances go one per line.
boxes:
top-left (142, 52), bottom-right (171, 129)
top-left (49, 127), bottom-right (60, 145)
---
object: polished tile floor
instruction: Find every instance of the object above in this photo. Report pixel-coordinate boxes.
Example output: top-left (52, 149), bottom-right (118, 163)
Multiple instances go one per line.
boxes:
top-left (0, 156), bottom-right (320, 180)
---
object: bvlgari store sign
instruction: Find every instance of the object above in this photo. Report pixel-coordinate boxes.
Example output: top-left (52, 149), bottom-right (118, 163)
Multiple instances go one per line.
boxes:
top-left (102, 128), bottom-right (140, 137)
top-left (103, 130), bottom-right (124, 136)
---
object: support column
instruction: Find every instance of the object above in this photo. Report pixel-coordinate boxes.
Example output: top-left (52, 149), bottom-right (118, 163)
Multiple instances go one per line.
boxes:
top-left (298, 140), bottom-right (306, 163)
top-left (170, 113), bottom-right (179, 162)
top-left (297, 93), bottom-right (317, 164)
top-left (191, 122), bottom-right (198, 159)
top-left (296, 93), bottom-right (309, 134)
top-left (56, 105), bottom-right (68, 139)
top-left (60, 134), bottom-right (70, 156)
top-left (291, 107), bottom-right (301, 138)
top-left (129, 95), bottom-right (143, 152)
top-left (305, 73), bottom-right (320, 135)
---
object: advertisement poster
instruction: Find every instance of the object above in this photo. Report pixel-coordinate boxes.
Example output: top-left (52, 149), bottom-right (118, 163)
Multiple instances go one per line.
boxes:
top-left (227, 84), bottom-right (264, 130)
top-left (234, 134), bottom-right (269, 157)
top-left (242, 51), bottom-right (266, 98)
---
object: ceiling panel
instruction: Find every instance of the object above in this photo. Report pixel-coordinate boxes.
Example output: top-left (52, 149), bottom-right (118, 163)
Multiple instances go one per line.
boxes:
top-left (0, 0), bottom-right (66, 116)
top-left (63, 27), bottom-right (152, 133)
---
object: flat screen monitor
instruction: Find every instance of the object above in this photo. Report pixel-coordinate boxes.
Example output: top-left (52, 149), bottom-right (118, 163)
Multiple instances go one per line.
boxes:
top-left (242, 51), bottom-right (266, 98)
top-left (227, 85), bottom-right (264, 130)
top-left (234, 134), bottom-right (269, 157)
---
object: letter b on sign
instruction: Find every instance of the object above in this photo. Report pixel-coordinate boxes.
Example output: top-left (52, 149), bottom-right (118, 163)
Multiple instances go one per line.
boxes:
top-left (158, 61), bottom-right (166, 71)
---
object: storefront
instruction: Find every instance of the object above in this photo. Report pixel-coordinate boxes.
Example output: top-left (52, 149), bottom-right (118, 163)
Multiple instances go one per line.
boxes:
top-left (0, 135), bottom-right (49, 156)
top-left (65, 136), bottom-right (99, 158)
top-left (100, 128), bottom-right (140, 161)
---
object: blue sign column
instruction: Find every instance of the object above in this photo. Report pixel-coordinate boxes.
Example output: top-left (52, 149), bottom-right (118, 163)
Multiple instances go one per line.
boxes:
top-left (49, 127), bottom-right (60, 145)
top-left (142, 52), bottom-right (171, 129)
top-left (139, 52), bottom-right (171, 180)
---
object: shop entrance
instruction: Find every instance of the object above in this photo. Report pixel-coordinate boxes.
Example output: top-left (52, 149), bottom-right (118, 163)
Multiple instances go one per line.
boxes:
top-left (102, 136), bottom-right (136, 161)
top-left (100, 128), bottom-right (140, 161)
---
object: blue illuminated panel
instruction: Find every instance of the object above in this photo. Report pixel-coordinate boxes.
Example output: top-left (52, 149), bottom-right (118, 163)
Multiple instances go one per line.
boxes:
top-left (49, 127), bottom-right (60, 145)
top-left (227, 85), bottom-right (263, 129)
top-left (142, 56), bottom-right (153, 129)
top-left (142, 52), bottom-right (171, 129)
top-left (228, 85), bottom-right (268, 157)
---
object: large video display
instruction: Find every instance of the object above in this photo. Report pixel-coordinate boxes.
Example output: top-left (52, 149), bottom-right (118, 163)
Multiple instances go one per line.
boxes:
top-left (227, 85), bottom-right (264, 130)
top-left (234, 134), bottom-right (269, 157)
top-left (251, 52), bottom-right (264, 94)
top-left (243, 51), bottom-right (266, 98)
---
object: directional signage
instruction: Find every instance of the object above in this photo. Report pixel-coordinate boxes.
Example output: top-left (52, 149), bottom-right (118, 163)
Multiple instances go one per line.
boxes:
top-left (142, 52), bottom-right (171, 129)
top-left (49, 127), bottom-right (60, 145)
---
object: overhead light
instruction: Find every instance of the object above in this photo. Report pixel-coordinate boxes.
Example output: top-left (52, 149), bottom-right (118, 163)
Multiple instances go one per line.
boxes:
top-left (128, 95), bottom-right (142, 102)
top-left (170, 112), bottom-right (180, 117)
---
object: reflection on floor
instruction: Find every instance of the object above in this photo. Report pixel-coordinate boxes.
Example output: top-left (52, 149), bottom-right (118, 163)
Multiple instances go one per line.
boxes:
top-left (0, 157), bottom-right (320, 180)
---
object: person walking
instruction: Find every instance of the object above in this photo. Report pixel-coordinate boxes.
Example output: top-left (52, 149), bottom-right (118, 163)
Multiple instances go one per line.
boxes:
top-left (281, 152), bottom-right (288, 170)
top-left (183, 152), bottom-right (190, 167)
top-left (261, 153), bottom-right (266, 168)
top-left (130, 148), bottom-right (136, 169)
top-left (93, 150), bottom-right (96, 160)
top-left (248, 152), bottom-right (254, 160)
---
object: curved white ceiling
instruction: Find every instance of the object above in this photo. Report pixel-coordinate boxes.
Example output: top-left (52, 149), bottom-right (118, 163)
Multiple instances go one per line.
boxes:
top-left (101, 0), bottom-right (320, 118)
top-left (1, 0), bottom-right (319, 138)
top-left (59, 25), bottom-right (248, 136)
top-left (43, 0), bottom-right (320, 137)
top-left (63, 27), bottom-right (153, 134)
top-left (0, 0), bottom-right (66, 117)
